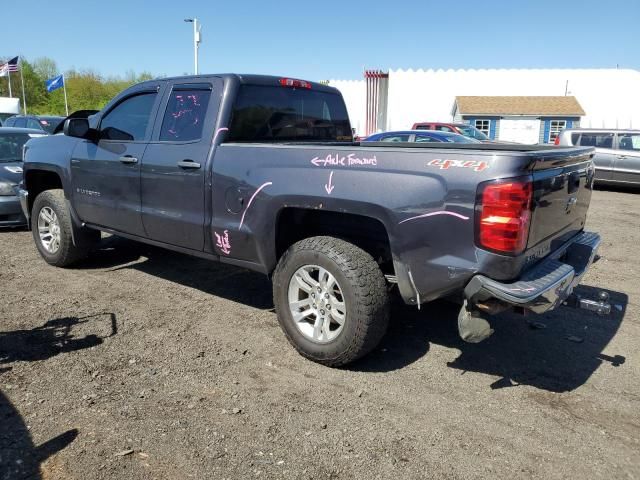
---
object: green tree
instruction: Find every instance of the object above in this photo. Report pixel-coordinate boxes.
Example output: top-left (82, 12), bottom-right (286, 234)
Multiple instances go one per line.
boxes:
top-left (1, 55), bottom-right (157, 116)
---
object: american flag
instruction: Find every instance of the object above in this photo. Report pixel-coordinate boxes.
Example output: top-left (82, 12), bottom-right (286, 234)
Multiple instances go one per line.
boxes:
top-left (0, 57), bottom-right (20, 76)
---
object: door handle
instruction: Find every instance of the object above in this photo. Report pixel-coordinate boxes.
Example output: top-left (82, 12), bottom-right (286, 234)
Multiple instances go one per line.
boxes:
top-left (617, 155), bottom-right (628, 159)
top-left (119, 156), bottom-right (138, 164)
top-left (177, 160), bottom-right (201, 169)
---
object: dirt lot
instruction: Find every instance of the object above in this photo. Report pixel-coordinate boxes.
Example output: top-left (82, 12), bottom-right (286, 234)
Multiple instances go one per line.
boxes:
top-left (1, 188), bottom-right (639, 480)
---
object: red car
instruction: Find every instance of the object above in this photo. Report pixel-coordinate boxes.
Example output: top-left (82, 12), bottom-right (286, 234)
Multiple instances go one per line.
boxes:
top-left (412, 122), bottom-right (491, 142)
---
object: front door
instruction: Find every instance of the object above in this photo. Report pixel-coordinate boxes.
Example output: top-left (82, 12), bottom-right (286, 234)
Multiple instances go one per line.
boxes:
top-left (613, 132), bottom-right (640, 184)
top-left (71, 90), bottom-right (160, 236)
top-left (140, 80), bottom-right (222, 250)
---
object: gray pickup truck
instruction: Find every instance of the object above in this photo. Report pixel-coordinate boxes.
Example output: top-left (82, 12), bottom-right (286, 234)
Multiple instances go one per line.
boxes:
top-left (18, 74), bottom-right (610, 366)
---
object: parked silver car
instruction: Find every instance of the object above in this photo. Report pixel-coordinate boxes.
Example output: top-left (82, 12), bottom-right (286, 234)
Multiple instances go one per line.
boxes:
top-left (557, 129), bottom-right (640, 186)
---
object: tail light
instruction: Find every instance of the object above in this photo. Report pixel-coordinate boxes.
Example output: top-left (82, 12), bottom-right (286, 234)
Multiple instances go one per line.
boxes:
top-left (554, 136), bottom-right (560, 145)
top-left (476, 177), bottom-right (533, 255)
top-left (279, 78), bottom-right (312, 89)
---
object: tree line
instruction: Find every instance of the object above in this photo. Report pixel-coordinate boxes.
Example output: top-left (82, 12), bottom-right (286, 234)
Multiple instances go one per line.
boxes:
top-left (0, 56), bottom-right (155, 115)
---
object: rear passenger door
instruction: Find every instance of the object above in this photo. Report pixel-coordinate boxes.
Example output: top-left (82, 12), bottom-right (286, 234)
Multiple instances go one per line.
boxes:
top-left (577, 132), bottom-right (615, 182)
top-left (140, 79), bottom-right (222, 251)
top-left (613, 133), bottom-right (640, 184)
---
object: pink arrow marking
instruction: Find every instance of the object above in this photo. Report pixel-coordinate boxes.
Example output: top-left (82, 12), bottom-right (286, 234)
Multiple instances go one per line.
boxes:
top-left (324, 171), bottom-right (335, 195)
top-left (239, 181), bottom-right (273, 230)
top-left (398, 211), bottom-right (469, 224)
top-left (213, 127), bottom-right (229, 144)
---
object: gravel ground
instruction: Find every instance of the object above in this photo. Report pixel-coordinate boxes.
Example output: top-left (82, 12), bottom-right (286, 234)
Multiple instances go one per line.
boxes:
top-left (1, 188), bottom-right (639, 480)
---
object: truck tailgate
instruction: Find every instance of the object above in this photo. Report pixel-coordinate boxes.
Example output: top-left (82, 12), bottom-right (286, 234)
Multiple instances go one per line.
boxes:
top-left (527, 147), bottom-right (595, 249)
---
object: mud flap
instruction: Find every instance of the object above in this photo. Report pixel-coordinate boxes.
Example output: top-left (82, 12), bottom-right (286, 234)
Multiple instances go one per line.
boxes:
top-left (458, 300), bottom-right (494, 343)
top-left (66, 200), bottom-right (100, 248)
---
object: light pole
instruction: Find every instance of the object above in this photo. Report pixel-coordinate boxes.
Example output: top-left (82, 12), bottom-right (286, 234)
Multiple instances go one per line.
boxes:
top-left (184, 18), bottom-right (201, 75)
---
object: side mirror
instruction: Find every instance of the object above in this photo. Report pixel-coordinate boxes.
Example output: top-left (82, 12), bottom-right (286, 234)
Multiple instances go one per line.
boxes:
top-left (63, 118), bottom-right (92, 139)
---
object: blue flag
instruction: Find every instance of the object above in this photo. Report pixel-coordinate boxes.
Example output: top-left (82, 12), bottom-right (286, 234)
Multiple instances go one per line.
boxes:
top-left (45, 74), bottom-right (64, 93)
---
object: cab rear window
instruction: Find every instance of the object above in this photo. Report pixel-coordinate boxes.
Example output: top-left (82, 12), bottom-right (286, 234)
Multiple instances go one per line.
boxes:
top-left (227, 85), bottom-right (352, 142)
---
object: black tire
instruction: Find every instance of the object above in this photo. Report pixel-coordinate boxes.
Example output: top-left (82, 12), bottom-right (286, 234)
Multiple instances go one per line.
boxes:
top-left (273, 236), bottom-right (390, 366)
top-left (31, 189), bottom-right (90, 267)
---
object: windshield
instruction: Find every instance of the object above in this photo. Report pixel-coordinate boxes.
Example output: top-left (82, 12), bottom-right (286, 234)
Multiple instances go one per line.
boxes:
top-left (228, 85), bottom-right (352, 142)
top-left (456, 125), bottom-right (489, 141)
top-left (0, 133), bottom-right (34, 162)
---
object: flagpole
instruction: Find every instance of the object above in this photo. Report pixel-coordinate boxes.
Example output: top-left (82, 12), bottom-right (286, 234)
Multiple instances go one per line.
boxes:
top-left (62, 74), bottom-right (69, 116)
top-left (19, 62), bottom-right (27, 114)
top-left (7, 72), bottom-right (12, 98)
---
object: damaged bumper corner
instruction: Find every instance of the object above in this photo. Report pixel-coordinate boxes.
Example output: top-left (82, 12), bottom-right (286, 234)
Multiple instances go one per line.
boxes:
top-left (464, 231), bottom-right (605, 315)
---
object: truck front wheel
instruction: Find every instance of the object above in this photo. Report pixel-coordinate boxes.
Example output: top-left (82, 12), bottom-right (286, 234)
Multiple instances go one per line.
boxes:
top-left (273, 236), bottom-right (390, 366)
top-left (31, 189), bottom-right (92, 267)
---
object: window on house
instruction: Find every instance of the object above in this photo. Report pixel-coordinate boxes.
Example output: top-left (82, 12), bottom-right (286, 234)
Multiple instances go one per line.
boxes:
top-left (548, 120), bottom-right (567, 144)
top-left (474, 119), bottom-right (490, 137)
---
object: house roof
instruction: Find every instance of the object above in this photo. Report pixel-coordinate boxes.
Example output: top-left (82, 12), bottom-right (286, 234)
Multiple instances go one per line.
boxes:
top-left (454, 96), bottom-right (585, 116)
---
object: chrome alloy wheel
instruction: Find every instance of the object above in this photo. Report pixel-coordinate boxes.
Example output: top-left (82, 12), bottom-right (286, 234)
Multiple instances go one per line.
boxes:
top-left (287, 265), bottom-right (347, 343)
top-left (37, 206), bottom-right (61, 254)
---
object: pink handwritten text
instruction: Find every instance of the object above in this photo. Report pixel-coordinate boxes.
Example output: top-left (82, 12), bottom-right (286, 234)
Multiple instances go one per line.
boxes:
top-left (311, 153), bottom-right (377, 168)
top-left (214, 230), bottom-right (232, 255)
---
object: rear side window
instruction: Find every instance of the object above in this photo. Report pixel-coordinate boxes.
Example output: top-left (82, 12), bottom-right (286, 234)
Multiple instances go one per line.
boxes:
top-left (227, 85), bottom-right (352, 142)
top-left (618, 133), bottom-right (640, 151)
top-left (160, 87), bottom-right (212, 141)
top-left (415, 135), bottom-right (438, 143)
top-left (4, 118), bottom-right (15, 127)
top-left (39, 118), bottom-right (62, 134)
top-left (571, 133), bottom-right (580, 145)
top-left (14, 118), bottom-right (26, 128)
top-left (380, 134), bottom-right (410, 142)
top-left (100, 92), bottom-right (157, 141)
top-left (578, 133), bottom-right (613, 149)
top-left (26, 119), bottom-right (42, 130)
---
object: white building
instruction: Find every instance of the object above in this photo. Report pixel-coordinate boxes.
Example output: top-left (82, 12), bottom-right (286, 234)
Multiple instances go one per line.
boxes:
top-left (329, 68), bottom-right (640, 143)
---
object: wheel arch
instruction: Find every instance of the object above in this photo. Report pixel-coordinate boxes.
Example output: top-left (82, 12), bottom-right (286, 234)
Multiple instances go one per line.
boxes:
top-left (272, 207), bottom-right (395, 277)
top-left (24, 167), bottom-right (66, 216)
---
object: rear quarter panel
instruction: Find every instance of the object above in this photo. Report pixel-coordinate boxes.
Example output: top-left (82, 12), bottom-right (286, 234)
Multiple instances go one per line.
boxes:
top-left (210, 143), bottom-right (534, 304)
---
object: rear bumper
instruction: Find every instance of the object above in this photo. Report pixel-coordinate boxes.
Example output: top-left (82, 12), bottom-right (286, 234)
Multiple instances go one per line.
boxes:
top-left (465, 231), bottom-right (600, 314)
top-left (0, 194), bottom-right (27, 227)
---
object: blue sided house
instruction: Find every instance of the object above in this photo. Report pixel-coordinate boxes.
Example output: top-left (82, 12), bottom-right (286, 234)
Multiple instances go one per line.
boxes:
top-left (451, 96), bottom-right (585, 144)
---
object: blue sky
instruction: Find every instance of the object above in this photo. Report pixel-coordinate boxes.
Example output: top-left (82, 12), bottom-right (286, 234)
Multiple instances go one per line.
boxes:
top-left (3, 0), bottom-right (639, 81)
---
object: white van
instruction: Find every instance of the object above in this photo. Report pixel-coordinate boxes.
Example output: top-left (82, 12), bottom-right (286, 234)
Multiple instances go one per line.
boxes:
top-left (0, 97), bottom-right (21, 126)
top-left (557, 128), bottom-right (640, 187)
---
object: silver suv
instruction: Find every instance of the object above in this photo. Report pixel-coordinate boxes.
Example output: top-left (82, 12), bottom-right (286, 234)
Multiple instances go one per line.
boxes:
top-left (557, 129), bottom-right (640, 186)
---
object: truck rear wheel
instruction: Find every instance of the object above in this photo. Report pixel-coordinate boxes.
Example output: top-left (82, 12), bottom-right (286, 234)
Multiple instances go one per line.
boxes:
top-left (31, 189), bottom-right (91, 267)
top-left (273, 236), bottom-right (390, 366)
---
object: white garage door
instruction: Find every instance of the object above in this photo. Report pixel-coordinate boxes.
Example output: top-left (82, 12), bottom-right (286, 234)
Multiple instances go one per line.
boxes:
top-left (499, 118), bottom-right (541, 144)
